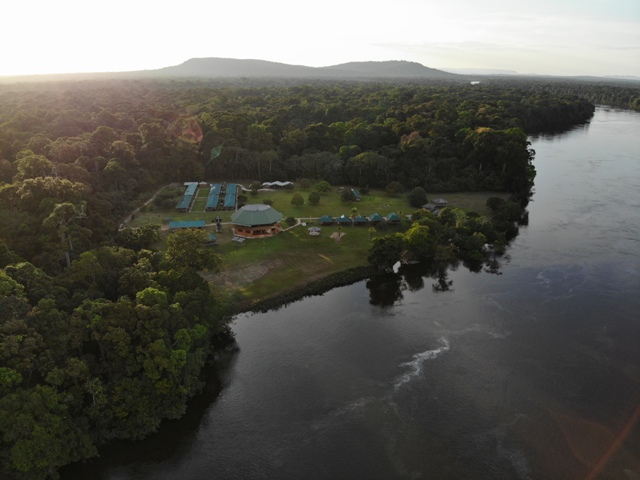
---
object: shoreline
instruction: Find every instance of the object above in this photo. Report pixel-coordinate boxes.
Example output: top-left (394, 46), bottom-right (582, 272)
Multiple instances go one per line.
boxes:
top-left (230, 265), bottom-right (377, 315)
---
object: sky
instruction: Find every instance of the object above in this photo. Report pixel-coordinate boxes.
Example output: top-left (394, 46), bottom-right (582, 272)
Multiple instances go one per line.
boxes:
top-left (2, 0), bottom-right (639, 77)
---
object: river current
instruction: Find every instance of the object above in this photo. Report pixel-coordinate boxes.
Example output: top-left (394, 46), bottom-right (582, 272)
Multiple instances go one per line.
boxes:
top-left (63, 107), bottom-right (640, 479)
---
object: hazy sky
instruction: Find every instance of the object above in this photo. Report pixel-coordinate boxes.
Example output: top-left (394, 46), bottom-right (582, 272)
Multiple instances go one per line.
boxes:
top-left (2, 0), bottom-right (639, 77)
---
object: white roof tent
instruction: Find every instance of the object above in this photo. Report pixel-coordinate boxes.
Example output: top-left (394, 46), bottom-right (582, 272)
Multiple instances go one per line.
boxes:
top-left (261, 181), bottom-right (293, 188)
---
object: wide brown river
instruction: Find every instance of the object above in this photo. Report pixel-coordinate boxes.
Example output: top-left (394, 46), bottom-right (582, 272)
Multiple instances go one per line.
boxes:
top-left (63, 107), bottom-right (640, 479)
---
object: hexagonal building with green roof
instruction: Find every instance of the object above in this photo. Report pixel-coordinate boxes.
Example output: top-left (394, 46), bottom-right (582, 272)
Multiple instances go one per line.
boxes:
top-left (230, 204), bottom-right (284, 238)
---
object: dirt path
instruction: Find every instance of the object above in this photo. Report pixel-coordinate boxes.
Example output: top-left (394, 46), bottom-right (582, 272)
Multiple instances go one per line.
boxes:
top-left (121, 183), bottom-right (180, 228)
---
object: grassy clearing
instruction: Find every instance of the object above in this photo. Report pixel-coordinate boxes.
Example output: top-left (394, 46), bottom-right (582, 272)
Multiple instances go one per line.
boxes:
top-left (208, 222), bottom-right (387, 304)
top-left (129, 183), bottom-right (508, 303)
top-left (130, 185), bottom-right (506, 227)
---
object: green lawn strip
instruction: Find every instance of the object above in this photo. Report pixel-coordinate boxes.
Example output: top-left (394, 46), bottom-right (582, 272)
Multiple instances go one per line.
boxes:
top-left (190, 189), bottom-right (208, 211)
top-left (256, 188), bottom-right (412, 220)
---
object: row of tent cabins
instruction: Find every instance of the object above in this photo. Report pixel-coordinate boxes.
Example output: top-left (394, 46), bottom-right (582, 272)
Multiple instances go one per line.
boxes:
top-left (175, 182), bottom-right (238, 212)
top-left (318, 212), bottom-right (402, 227)
top-left (204, 183), bottom-right (237, 211)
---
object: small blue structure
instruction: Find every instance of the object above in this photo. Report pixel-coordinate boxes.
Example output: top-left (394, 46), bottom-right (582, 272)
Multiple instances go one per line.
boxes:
top-left (386, 212), bottom-right (402, 225)
top-left (169, 220), bottom-right (206, 229)
top-left (335, 214), bottom-right (352, 226)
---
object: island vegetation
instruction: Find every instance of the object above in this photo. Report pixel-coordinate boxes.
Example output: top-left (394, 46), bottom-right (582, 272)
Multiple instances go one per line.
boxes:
top-left (0, 75), bottom-right (613, 478)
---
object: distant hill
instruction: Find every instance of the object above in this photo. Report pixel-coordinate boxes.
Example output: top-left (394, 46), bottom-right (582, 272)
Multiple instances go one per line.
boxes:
top-left (150, 57), bottom-right (319, 78)
top-left (149, 58), bottom-right (458, 80)
top-left (441, 67), bottom-right (521, 76)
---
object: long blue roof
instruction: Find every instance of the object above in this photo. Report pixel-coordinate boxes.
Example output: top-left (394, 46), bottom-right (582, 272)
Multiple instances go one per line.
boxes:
top-left (184, 183), bottom-right (197, 196)
top-left (176, 195), bottom-right (193, 210)
top-left (169, 220), bottom-right (206, 229)
top-left (205, 194), bottom-right (219, 210)
top-left (224, 194), bottom-right (235, 208)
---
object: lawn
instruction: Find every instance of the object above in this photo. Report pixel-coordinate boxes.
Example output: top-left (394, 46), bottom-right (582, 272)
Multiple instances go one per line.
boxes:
top-left (207, 221), bottom-right (380, 304)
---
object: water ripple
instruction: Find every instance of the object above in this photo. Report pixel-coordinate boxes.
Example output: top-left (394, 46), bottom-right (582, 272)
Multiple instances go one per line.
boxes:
top-left (393, 337), bottom-right (451, 391)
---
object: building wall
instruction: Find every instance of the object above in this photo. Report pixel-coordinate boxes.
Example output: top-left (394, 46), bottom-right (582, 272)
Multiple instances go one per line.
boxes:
top-left (233, 223), bottom-right (283, 238)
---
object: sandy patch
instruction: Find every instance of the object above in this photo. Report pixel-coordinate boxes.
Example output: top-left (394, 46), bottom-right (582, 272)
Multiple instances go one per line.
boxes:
top-left (204, 259), bottom-right (284, 289)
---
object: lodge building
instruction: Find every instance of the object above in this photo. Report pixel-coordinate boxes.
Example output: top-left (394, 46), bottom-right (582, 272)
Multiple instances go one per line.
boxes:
top-left (230, 204), bottom-right (284, 239)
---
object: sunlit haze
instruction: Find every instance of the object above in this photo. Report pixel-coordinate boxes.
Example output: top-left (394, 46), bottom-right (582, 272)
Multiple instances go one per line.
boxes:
top-left (2, 0), bottom-right (639, 77)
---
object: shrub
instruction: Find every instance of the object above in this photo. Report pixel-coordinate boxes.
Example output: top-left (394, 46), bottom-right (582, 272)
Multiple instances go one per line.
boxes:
top-left (341, 189), bottom-right (356, 203)
top-left (299, 178), bottom-right (311, 190)
top-left (407, 187), bottom-right (428, 207)
top-left (291, 192), bottom-right (304, 206)
top-left (263, 199), bottom-right (273, 206)
top-left (315, 180), bottom-right (331, 193)
top-left (308, 191), bottom-right (320, 205)
top-left (386, 181), bottom-right (404, 197)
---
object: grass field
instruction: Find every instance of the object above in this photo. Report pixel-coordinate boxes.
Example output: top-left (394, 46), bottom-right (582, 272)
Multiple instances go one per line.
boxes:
top-left (127, 183), bottom-right (508, 305)
top-left (207, 222), bottom-right (377, 304)
top-left (128, 184), bottom-right (506, 228)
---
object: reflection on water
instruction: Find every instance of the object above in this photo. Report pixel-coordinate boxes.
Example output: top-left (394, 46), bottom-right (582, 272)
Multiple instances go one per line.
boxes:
top-left (63, 108), bottom-right (640, 480)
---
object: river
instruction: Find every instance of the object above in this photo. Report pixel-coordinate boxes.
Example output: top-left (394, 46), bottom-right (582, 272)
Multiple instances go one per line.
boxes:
top-left (62, 107), bottom-right (640, 480)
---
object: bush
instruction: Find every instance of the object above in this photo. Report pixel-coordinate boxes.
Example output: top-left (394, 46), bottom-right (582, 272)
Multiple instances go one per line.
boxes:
top-left (308, 191), bottom-right (320, 205)
top-left (285, 216), bottom-right (296, 226)
top-left (263, 199), bottom-right (273, 206)
top-left (407, 187), bottom-right (428, 207)
top-left (341, 189), bottom-right (356, 203)
top-left (315, 180), bottom-right (331, 193)
top-left (386, 181), bottom-right (403, 197)
top-left (291, 192), bottom-right (304, 206)
top-left (299, 178), bottom-right (311, 190)
top-left (486, 197), bottom-right (505, 212)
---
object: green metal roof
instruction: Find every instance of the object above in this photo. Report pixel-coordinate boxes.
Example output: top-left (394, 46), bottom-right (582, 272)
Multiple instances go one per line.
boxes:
top-left (368, 213), bottom-right (384, 222)
top-left (318, 215), bottom-right (334, 223)
top-left (386, 212), bottom-right (401, 222)
top-left (231, 204), bottom-right (283, 226)
top-left (335, 214), bottom-right (352, 224)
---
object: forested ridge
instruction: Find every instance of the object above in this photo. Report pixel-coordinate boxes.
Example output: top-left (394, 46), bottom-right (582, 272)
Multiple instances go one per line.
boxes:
top-left (0, 78), bottom-right (598, 478)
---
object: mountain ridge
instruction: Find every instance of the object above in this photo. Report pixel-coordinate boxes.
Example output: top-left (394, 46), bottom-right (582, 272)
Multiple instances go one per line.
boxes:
top-left (151, 57), bottom-right (458, 79)
top-left (0, 58), bottom-right (459, 83)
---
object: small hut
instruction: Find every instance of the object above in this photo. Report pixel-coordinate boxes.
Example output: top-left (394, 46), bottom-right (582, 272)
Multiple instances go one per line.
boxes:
top-left (386, 212), bottom-right (402, 225)
top-left (318, 215), bottom-right (334, 225)
top-left (335, 214), bottom-right (352, 226)
top-left (368, 213), bottom-right (384, 225)
top-left (353, 215), bottom-right (368, 226)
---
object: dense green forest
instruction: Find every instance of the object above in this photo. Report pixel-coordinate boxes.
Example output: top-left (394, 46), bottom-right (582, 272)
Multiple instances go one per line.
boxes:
top-left (0, 77), bottom-right (608, 478)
